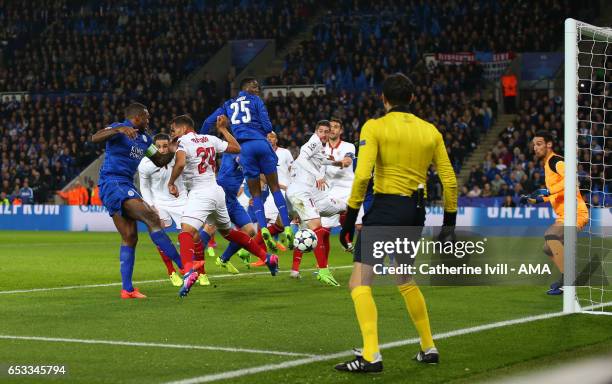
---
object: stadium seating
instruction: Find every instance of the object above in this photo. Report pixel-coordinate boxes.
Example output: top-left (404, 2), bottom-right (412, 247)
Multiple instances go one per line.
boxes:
top-left (0, 0), bottom-right (602, 205)
top-left (266, 0), bottom-right (582, 87)
top-left (0, 0), bottom-right (316, 203)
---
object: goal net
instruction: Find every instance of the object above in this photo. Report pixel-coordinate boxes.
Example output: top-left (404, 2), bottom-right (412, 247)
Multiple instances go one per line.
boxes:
top-left (564, 18), bottom-right (612, 315)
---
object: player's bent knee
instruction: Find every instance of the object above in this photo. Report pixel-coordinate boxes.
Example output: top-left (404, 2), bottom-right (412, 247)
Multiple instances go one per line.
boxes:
top-left (242, 224), bottom-right (256, 237)
top-left (307, 218), bottom-right (322, 230)
top-left (143, 209), bottom-right (161, 228)
top-left (180, 223), bottom-right (198, 236)
top-left (122, 232), bottom-right (138, 247)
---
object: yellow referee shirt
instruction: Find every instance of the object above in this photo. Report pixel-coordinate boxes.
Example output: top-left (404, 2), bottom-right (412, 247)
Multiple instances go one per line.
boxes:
top-left (348, 107), bottom-right (457, 213)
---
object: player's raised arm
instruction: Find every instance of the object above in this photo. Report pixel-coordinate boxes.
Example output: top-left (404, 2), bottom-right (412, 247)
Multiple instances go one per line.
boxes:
top-left (216, 115), bottom-right (241, 153)
top-left (167, 148), bottom-right (185, 198)
top-left (432, 130), bottom-right (458, 225)
top-left (256, 96), bottom-right (273, 133)
top-left (91, 125), bottom-right (138, 143)
top-left (348, 120), bottom-right (377, 209)
top-left (201, 106), bottom-right (225, 135)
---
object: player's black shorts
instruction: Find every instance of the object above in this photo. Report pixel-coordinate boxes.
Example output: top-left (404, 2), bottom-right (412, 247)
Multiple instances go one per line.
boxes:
top-left (353, 193), bottom-right (426, 264)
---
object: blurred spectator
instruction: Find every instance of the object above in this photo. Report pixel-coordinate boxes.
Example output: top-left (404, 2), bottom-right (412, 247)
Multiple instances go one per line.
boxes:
top-left (18, 179), bottom-right (34, 204)
top-left (502, 195), bottom-right (516, 207)
top-left (0, 192), bottom-right (9, 206)
top-left (467, 185), bottom-right (481, 198)
top-left (490, 174), bottom-right (506, 195)
top-left (481, 183), bottom-right (493, 198)
top-left (57, 181), bottom-right (88, 205)
top-left (87, 179), bottom-right (103, 206)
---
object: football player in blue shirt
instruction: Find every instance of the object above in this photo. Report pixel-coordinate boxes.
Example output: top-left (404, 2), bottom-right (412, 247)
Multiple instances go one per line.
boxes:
top-left (92, 103), bottom-right (184, 299)
top-left (201, 78), bottom-right (293, 250)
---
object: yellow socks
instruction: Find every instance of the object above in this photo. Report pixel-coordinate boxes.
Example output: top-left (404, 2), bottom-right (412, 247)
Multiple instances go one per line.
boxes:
top-left (398, 282), bottom-right (435, 351)
top-left (351, 285), bottom-right (379, 362)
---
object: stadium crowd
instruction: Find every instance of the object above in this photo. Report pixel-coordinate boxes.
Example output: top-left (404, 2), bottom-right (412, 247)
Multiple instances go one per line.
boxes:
top-left (266, 63), bottom-right (493, 201)
top-left (0, 0), bottom-right (316, 204)
top-left (1, 0), bottom-right (315, 92)
top-left (266, 0), bottom-right (586, 87)
top-left (0, 0), bottom-right (603, 206)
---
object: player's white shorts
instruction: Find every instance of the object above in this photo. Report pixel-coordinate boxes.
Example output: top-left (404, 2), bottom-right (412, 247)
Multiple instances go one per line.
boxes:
top-left (155, 197), bottom-right (186, 229)
top-left (287, 184), bottom-right (346, 222)
top-left (181, 185), bottom-right (232, 231)
top-left (321, 186), bottom-right (350, 228)
top-left (237, 192), bottom-right (250, 210)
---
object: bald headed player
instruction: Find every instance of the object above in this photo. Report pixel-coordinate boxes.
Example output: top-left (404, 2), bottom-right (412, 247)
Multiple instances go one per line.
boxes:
top-left (520, 130), bottom-right (589, 295)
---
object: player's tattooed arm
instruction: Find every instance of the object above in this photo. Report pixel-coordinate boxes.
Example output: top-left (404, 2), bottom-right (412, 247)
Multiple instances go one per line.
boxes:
top-left (341, 153), bottom-right (354, 168)
top-left (322, 155), bottom-right (343, 168)
top-left (216, 115), bottom-right (241, 153)
top-left (168, 150), bottom-right (186, 198)
top-left (91, 125), bottom-right (138, 143)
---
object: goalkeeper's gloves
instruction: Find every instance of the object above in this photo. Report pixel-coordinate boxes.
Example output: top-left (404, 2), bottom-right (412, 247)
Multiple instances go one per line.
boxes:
top-left (340, 206), bottom-right (359, 251)
top-left (535, 188), bottom-right (550, 197)
top-left (520, 192), bottom-right (546, 205)
top-left (438, 211), bottom-right (457, 242)
top-left (531, 195), bottom-right (545, 204)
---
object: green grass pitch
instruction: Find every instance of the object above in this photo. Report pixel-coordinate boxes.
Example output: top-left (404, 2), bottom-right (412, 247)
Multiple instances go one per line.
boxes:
top-left (0, 231), bottom-right (610, 383)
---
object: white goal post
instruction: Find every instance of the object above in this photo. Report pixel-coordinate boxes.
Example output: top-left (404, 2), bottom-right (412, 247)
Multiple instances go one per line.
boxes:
top-left (564, 18), bottom-right (612, 315)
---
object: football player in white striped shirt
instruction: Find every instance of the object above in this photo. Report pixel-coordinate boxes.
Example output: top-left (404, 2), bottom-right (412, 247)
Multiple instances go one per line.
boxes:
top-left (286, 120), bottom-right (347, 286)
top-left (168, 115), bottom-right (279, 297)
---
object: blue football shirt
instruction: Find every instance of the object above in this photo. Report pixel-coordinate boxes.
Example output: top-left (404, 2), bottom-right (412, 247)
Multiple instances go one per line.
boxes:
top-left (99, 120), bottom-right (152, 183)
top-left (201, 91), bottom-right (272, 141)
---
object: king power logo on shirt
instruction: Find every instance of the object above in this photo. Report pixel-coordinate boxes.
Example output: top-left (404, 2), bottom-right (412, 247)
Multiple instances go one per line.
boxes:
top-left (0, 205), bottom-right (60, 215)
top-left (129, 146), bottom-right (145, 160)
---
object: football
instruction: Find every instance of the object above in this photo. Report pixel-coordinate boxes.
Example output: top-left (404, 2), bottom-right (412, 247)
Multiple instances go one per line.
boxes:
top-left (293, 228), bottom-right (318, 252)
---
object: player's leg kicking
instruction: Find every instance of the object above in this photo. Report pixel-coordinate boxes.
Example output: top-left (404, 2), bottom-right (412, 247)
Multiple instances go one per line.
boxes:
top-left (215, 191), bottom-right (254, 274)
top-left (100, 186), bottom-right (184, 299)
top-left (287, 184), bottom-right (344, 286)
top-left (154, 205), bottom-right (184, 286)
top-left (178, 186), bottom-right (279, 297)
top-left (264, 194), bottom-right (288, 251)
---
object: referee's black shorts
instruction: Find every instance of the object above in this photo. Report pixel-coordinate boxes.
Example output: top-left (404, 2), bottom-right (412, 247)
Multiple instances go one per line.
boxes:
top-left (353, 193), bottom-right (426, 264)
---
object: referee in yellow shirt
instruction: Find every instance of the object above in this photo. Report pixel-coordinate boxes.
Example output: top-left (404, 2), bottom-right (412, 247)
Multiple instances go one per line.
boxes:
top-left (335, 73), bottom-right (457, 373)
